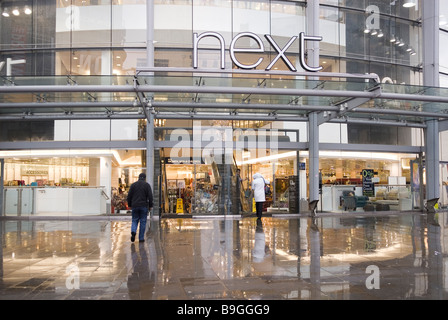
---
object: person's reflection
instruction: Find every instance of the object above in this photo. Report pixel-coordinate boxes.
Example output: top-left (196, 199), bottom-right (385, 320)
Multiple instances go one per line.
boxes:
top-left (309, 217), bottom-right (321, 299)
top-left (252, 219), bottom-right (270, 263)
top-left (127, 242), bottom-right (155, 299)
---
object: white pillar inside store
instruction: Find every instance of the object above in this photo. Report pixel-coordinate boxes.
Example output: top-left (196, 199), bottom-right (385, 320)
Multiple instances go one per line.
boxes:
top-left (426, 120), bottom-right (440, 200)
top-left (89, 157), bottom-right (112, 212)
top-left (308, 113), bottom-right (319, 203)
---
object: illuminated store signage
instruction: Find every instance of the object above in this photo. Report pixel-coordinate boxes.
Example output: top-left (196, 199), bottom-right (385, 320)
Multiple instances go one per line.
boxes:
top-left (193, 31), bottom-right (323, 72)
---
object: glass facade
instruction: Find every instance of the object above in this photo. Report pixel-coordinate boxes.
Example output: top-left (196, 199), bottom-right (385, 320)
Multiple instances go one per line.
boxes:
top-left (0, 0), bottom-right (446, 217)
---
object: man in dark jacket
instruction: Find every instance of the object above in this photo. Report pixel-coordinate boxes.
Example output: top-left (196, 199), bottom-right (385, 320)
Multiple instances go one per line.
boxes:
top-left (127, 173), bottom-right (153, 242)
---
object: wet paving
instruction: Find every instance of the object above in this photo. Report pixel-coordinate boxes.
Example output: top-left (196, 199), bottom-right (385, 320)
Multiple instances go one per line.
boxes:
top-left (0, 211), bottom-right (447, 300)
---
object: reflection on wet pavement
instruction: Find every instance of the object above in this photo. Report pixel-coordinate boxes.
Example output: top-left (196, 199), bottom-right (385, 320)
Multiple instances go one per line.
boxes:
top-left (0, 212), bottom-right (447, 300)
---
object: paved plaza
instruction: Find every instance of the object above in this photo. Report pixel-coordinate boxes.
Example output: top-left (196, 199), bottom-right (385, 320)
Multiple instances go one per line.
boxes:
top-left (0, 211), bottom-right (447, 301)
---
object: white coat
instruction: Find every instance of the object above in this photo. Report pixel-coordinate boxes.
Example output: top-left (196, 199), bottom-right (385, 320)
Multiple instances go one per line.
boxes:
top-left (252, 173), bottom-right (269, 202)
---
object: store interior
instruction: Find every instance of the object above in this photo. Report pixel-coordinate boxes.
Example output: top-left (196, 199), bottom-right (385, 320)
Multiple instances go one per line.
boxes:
top-left (1, 146), bottom-right (443, 216)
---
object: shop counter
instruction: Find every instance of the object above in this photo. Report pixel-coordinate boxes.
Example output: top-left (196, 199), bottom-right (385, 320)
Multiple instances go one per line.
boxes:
top-left (322, 185), bottom-right (363, 211)
top-left (35, 187), bottom-right (107, 215)
top-left (3, 186), bottom-right (108, 216)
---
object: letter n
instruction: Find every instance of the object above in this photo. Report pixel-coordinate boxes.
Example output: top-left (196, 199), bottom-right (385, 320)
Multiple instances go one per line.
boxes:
top-left (193, 32), bottom-right (226, 69)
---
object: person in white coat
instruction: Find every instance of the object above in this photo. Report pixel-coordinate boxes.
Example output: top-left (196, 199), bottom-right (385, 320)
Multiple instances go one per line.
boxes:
top-left (252, 173), bottom-right (269, 219)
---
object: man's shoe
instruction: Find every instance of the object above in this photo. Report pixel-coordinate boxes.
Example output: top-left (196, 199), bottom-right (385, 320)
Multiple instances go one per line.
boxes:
top-left (131, 232), bottom-right (136, 242)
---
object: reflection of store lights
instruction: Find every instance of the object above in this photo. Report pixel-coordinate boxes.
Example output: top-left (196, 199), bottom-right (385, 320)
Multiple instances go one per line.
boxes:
top-left (0, 149), bottom-right (140, 167)
top-left (238, 150), bottom-right (412, 166)
top-left (403, 0), bottom-right (416, 8)
top-left (361, 26), bottom-right (416, 56)
top-left (1, 6), bottom-right (32, 17)
top-left (238, 151), bottom-right (296, 165)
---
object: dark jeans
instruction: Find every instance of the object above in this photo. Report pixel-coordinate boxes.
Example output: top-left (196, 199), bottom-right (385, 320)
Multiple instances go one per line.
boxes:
top-left (131, 206), bottom-right (148, 241)
top-left (255, 202), bottom-right (264, 219)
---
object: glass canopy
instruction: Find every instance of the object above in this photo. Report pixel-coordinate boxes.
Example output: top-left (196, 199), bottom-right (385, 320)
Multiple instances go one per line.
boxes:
top-left (1, 72), bottom-right (448, 127)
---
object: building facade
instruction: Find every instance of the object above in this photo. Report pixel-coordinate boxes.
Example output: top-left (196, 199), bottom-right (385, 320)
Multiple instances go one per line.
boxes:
top-left (0, 0), bottom-right (447, 217)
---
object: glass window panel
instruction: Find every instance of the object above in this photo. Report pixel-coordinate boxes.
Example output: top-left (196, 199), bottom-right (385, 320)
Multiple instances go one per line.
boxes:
top-left (155, 0), bottom-right (192, 48)
top-left (0, 2), bottom-right (33, 50)
top-left (233, 0), bottom-right (270, 43)
top-left (0, 121), bottom-right (55, 142)
top-left (71, 0), bottom-right (112, 47)
top-left (339, 8), bottom-right (420, 67)
top-left (112, 49), bottom-right (147, 75)
top-left (112, 1), bottom-right (146, 47)
top-left (155, 48), bottom-right (192, 68)
top-left (320, 5), bottom-right (342, 58)
top-left (270, 1), bottom-right (306, 54)
top-left (440, 73), bottom-right (448, 88)
top-left (441, 0), bottom-right (448, 31)
top-left (56, 49), bottom-right (112, 75)
top-left (342, 0), bottom-right (421, 20)
top-left (194, 0), bottom-right (232, 33)
top-left (440, 31), bottom-right (448, 74)
top-left (70, 120), bottom-right (111, 141)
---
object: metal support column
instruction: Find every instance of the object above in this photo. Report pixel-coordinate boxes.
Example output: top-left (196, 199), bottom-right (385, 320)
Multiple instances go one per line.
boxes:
top-left (306, 0), bottom-right (320, 69)
top-left (145, 0), bottom-right (155, 218)
top-left (425, 119), bottom-right (440, 201)
top-left (422, 0), bottom-right (439, 87)
top-left (309, 112), bottom-right (319, 204)
top-left (146, 0), bottom-right (154, 69)
top-left (422, 1), bottom-right (440, 203)
top-left (306, 0), bottom-right (320, 213)
top-left (146, 111), bottom-right (155, 217)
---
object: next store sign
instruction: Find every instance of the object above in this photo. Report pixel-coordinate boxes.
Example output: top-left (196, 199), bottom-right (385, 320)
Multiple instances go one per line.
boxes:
top-left (193, 31), bottom-right (323, 72)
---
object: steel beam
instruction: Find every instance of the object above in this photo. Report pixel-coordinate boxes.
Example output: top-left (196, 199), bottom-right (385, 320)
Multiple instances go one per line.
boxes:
top-left (0, 84), bottom-right (448, 106)
top-left (0, 112), bottom-right (427, 128)
top-left (136, 67), bottom-right (380, 82)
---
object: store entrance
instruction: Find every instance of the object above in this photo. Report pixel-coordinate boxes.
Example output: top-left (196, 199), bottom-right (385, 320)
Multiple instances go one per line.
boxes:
top-left (162, 162), bottom-right (220, 216)
top-left (159, 148), bottom-right (301, 217)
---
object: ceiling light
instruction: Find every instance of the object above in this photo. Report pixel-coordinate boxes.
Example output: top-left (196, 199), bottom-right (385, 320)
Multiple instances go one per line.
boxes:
top-left (390, 35), bottom-right (396, 42)
top-left (403, 0), bottom-right (416, 8)
top-left (398, 40), bottom-right (404, 46)
top-left (364, 27), bottom-right (371, 34)
top-left (377, 30), bottom-right (384, 37)
top-left (371, 29), bottom-right (378, 36)
top-left (24, 6), bottom-right (32, 15)
top-left (12, 8), bottom-right (20, 16)
top-left (2, 9), bottom-right (9, 17)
